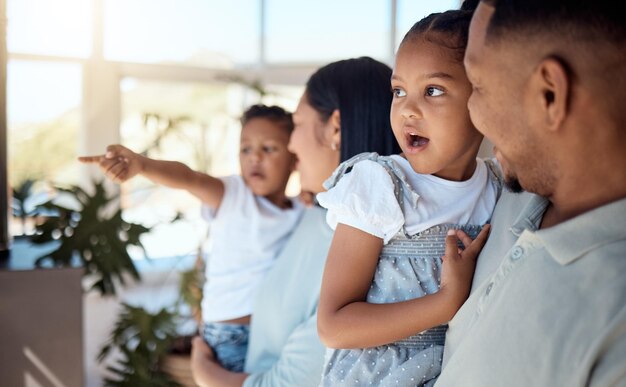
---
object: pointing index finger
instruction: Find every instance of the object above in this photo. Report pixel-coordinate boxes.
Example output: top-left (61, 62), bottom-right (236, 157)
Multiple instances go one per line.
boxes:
top-left (77, 155), bottom-right (105, 163)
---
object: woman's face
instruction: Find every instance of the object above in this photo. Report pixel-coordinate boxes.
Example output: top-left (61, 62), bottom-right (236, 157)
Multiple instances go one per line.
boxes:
top-left (288, 94), bottom-right (340, 194)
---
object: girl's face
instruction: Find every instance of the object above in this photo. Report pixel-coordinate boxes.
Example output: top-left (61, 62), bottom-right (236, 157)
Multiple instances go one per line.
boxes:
top-left (390, 37), bottom-right (483, 181)
top-left (288, 95), bottom-right (340, 194)
top-left (239, 117), bottom-right (295, 203)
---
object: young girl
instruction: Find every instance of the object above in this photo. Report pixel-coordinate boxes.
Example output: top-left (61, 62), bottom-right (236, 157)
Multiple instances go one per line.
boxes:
top-left (316, 8), bottom-right (501, 387)
top-left (79, 104), bottom-right (303, 372)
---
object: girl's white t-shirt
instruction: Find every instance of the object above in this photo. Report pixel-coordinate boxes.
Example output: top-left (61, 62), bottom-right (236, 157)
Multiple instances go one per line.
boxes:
top-left (201, 175), bottom-right (303, 322)
top-left (317, 155), bottom-right (498, 244)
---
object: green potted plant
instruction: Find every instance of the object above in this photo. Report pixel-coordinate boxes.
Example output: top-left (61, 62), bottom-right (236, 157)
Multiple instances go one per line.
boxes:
top-left (160, 254), bottom-right (205, 387)
top-left (11, 178), bottom-right (42, 236)
top-left (98, 258), bottom-right (205, 387)
top-left (31, 180), bottom-right (149, 295)
top-left (98, 303), bottom-right (181, 387)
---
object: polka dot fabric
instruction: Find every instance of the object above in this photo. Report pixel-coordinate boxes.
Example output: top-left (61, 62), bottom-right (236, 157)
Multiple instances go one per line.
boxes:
top-left (319, 154), bottom-right (500, 387)
top-left (320, 224), bottom-right (480, 387)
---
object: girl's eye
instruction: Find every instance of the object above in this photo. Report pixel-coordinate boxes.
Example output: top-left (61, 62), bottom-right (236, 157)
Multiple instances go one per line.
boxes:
top-left (241, 147), bottom-right (251, 154)
top-left (392, 88), bottom-right (406, 98)
top-left (426, 86), bottom-right (445, 97)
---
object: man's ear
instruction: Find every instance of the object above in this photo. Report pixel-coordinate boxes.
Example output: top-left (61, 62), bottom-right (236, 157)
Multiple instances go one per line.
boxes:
top-left (534, 56), bottom-right (570, 131)
top-left (329, 109), bottom-right (341, 149)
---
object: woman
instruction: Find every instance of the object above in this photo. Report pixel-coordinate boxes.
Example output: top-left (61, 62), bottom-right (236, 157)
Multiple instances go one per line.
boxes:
top-left (190, 56), bottom-right (401, 387)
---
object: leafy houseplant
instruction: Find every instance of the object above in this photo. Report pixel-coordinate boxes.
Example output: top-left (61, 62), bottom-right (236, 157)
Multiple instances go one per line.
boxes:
top-left (98, 303), bottom-right (181, 387)
top-left (98, 260), bottom-right (204, 387)
top-left (31, 180), bottom-right (149, 295)
top-left (11, 179), bottom-right (40, 235)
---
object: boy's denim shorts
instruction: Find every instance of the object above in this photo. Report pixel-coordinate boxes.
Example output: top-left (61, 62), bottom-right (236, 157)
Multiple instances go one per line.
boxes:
top-left (203, 321), bottom-right (250, 372)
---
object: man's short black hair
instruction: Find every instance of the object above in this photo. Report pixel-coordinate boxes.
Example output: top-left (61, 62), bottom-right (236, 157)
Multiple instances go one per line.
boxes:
top-left (481, 0), bottom-right (626, 47)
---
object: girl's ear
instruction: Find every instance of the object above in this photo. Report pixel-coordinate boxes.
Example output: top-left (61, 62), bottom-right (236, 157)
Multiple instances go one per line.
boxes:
top-left (329, 109), bottom-right (341, 150)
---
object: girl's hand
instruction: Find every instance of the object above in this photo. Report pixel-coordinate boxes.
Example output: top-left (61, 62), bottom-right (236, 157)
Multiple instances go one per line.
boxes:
top-left (78, 144), bottom-right (143, 183)
top-left (438, 224), bottom-right (491, 319)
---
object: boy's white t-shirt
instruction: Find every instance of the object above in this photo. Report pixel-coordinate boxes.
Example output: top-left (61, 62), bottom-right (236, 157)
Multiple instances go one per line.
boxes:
top-left (317, 155), bottom-right (498, 243)
top-left (201, 175), bottom-right (303, 322)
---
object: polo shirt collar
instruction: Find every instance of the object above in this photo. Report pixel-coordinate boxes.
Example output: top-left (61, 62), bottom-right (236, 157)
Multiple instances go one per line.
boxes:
top-left (536, 197), bottom-right (626, 265)
top-left (509, 193), bottom-right (548, 237)
top-left (511, 194), bottom-right (626, 266)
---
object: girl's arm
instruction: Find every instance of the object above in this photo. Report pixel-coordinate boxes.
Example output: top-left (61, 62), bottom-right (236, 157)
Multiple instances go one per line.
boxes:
top-left (78, 144), bottom-right (224, 209)
top-left (317, 223), bottom-right (490, 349)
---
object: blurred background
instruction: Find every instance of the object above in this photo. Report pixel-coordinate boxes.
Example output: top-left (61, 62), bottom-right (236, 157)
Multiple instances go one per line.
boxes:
top-left (5, 0), bottom-right (461, 258)
top-left (1, 1), bottom-right (462, 386)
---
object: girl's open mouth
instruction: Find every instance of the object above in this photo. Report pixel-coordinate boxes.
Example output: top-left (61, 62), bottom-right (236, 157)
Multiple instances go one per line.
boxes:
top-left (405, 132), bottom-right (429, 151)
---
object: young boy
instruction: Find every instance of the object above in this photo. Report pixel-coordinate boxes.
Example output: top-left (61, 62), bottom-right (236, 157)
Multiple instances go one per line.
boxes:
top-left (79, 104), bottom-right (303, 372)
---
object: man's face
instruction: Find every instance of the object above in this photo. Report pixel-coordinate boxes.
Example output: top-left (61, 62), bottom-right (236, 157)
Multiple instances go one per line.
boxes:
top-left (465, 3), bottom-right (543, 193)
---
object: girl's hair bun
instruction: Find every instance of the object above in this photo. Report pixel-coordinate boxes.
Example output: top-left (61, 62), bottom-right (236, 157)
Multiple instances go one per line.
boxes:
top-left (460, 0), bottom-right (480, 13)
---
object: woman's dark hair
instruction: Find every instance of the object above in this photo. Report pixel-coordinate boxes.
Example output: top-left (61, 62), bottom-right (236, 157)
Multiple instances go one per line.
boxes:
top-left (400, 3), bottom-right (477, 63)
top-left (240, 104), bottom-right (294, 134)
top-left (305, 57), bottom-right (401, 162)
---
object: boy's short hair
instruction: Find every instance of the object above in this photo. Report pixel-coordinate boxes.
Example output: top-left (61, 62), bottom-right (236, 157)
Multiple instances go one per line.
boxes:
top-left (240, 104), bottom-right (294, 134)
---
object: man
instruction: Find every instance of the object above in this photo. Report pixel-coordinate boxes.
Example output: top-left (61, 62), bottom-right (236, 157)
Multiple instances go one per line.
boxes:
top-left (437, 1), bottom-right (626, 386)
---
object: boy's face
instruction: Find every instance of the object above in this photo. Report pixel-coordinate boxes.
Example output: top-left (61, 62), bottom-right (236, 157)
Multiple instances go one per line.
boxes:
top-left (239, 117), bottom-right (295, 200)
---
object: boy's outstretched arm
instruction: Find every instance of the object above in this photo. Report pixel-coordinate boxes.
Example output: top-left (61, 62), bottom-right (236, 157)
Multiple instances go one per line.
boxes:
top-left (78, 144), bottom-right (225, 209)
top-left (317, 224), bottom-right (490, 349)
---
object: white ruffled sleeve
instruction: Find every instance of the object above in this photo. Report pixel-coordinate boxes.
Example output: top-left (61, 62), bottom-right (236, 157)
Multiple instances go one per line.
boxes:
top-left (316, 160), bottom-right (404, 244)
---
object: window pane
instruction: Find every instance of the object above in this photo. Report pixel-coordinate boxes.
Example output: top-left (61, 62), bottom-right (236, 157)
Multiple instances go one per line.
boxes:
top-left (8, 60), bottom-right (82, 235)
top-left (104, 0), bottom-right (260, 66)
top-left (260, 84), bottom-right (304, 114)
top-left (119, 79), bottom-right (249, 260)
top-left (266, 0), bottom-right (390, 63)
top-left (7, 0), bottom-right (92, 57)
top-left (8, 60), bottom-right (81, 186)
top-left (396, 0), bottom-right (460, 50)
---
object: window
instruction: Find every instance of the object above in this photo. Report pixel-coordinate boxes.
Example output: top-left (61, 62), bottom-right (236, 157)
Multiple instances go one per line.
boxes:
top-left (7, 60), bottom-right (82, 235)
top-left (266, 0), bottom-right (390, 63)
top-left (7, 0), bottom-right (92, 58)
top-left (104, 0), bottom-right (260, 66)
top-left (5, 0), bottom-right (463, 246)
